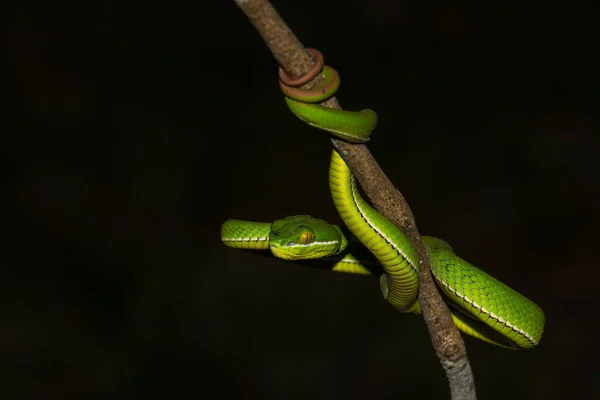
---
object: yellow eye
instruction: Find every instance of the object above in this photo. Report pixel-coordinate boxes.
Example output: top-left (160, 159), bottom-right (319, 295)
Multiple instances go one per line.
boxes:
top-left (299, 231), bottom-right (313, 245)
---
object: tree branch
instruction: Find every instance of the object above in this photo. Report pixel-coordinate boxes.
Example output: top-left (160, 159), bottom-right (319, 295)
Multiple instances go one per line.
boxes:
top-left (233, 0), bottom-right (477, 398)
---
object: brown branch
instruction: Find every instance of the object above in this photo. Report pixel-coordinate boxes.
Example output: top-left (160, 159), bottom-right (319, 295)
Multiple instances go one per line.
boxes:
top-left (233, 0), bottom-right (477, 398)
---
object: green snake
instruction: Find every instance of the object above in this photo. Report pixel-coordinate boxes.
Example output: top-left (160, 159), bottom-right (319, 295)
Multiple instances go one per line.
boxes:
top-left (221, 49), bottom-right (545, 349)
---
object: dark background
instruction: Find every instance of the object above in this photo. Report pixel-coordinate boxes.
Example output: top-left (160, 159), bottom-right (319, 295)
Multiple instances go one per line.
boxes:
top-left (3, 1), bottom-right (598, 398)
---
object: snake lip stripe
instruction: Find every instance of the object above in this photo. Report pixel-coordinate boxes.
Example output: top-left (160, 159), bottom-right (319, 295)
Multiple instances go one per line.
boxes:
top-left (283, 240), bottom-right (339, 247)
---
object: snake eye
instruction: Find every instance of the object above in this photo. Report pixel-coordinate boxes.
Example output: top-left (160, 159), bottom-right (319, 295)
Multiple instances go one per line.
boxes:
top-left (299, 231), bottom-right (313, 245)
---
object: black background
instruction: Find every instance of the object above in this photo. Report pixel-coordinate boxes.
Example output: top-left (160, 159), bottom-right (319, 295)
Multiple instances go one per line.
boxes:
top-left (3, 1), bottom-right (599, 399)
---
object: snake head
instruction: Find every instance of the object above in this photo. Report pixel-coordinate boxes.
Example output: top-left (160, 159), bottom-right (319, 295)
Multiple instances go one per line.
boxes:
top-left (269, 215), bottom-right (346, 260)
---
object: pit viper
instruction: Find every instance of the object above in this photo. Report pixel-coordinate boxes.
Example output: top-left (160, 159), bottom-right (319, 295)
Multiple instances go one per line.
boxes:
top-left (221, 49), bottom-right (545, 349)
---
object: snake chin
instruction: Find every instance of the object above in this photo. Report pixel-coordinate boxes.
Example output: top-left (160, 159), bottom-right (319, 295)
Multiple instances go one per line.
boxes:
top-left (270, 244), bottom-right (327, 261)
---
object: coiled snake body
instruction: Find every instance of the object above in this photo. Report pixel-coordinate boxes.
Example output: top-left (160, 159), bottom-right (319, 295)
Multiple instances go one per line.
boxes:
top-left (221, 50), bottom-right (545, 349)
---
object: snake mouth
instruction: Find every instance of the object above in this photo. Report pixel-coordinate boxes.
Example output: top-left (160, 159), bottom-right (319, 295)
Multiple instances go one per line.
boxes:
top-left (270, 242), bottom-right (327, 261)
top-left (270, 243), bottom-right (305, 260)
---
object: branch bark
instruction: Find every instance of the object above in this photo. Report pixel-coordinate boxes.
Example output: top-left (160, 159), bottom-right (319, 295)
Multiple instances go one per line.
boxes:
top-left (233, 0), bottom-right (476, 398)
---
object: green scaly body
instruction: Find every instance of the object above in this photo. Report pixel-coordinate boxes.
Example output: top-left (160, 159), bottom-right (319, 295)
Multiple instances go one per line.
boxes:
top-left (221, 59), bottom-right (545, 349)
